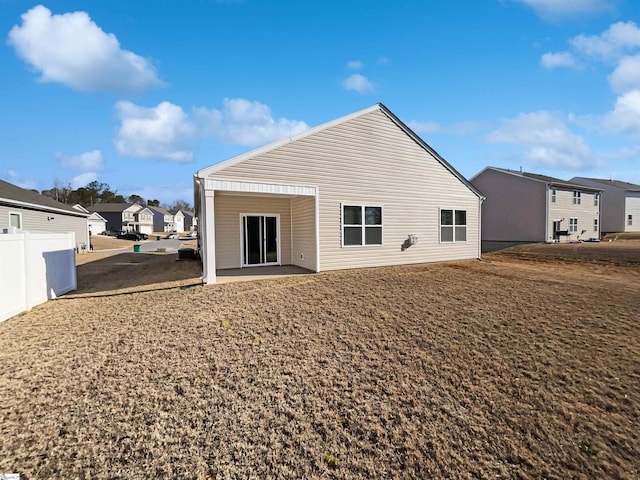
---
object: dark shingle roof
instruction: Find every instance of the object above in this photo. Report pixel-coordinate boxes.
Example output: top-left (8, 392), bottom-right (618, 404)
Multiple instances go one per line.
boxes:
top-left (489, 168), bottom-right (602, 191)
top-left (576, 178), bottom-right (640, 192)
top-left (0, 179), bottom-right (88, 216)
top-left (148, 205), bottom-right (172, 215)
top-left (88, 203), bottom-right (138, 213)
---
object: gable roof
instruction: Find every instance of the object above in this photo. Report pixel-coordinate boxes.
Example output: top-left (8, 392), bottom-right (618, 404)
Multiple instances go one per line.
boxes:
top-left (196, 103), bottom-right (483, 199)
top-left (572, 177), bottom-right (640, 192)
top-left (88, 203), bottom-right (140, 213)
top-left (474, 167), bottom-right (602, 192)
top-left (147, 205), bottom-right (173, 216)
top-left (0, 179), bottom-right (88, 217)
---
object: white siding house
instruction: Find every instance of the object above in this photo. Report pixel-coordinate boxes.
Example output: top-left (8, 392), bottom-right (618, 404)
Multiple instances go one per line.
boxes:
top-left (471, 168), bottom-right (601, 247)
top-left (194, 103), bottom-right (483, 284)
top-left (570, 177), bottom-right (640, 233)
top-left (0, 179), bottom-right (90, 252)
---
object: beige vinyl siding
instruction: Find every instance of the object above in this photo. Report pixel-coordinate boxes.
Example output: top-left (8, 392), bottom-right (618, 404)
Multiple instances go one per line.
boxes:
top-left (625, 193), bottom-right (640, 232)
top-left (214, 194), bottom-right (292, 269)
top-left (210, 109), bottom-right (480, 271)
top-left (548, 189), bottom-right (600, 241)
top-left (291, 196), bottom-right (316, 270)
top-left (0, 205), bottom-right (88, 248)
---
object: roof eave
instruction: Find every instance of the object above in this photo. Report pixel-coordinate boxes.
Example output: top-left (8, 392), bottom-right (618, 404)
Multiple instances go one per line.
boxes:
top-left (0, 197), bottom-right (89, 217)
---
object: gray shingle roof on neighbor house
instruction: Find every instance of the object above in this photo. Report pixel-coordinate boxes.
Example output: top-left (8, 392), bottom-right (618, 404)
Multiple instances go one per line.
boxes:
top-left (573, 178), bottom-right (640, 192)
top-left (147, 205), bottom-right (172, 215)
top-left (0, 178), bottom-right (88, 216)
top-left (88, 203), bottom-right (138, 213)
top-left (487, 168), bottom-right (602, 192)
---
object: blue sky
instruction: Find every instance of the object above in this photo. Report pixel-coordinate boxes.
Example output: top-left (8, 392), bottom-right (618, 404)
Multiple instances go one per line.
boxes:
top-left (1, 0), bottom-right (639, 204)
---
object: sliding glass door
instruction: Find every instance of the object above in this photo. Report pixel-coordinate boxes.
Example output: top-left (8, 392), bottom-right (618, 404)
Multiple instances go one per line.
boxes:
top-left (242, 214), bottom-right (279, 266)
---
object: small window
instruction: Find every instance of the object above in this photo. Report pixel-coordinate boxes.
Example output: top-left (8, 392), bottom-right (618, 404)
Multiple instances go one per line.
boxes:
top-left (551, 189), bottom-right (556, 203)
top-left (342, 205), bottom-right (382, 246)
top-left (9, 212), bottom-right (22, 229)
top-left (573, 191), bottom-right (581, 205)
top-left (594, 194), bottom-right (599, 207)
top-left (440, 209), bottom-right (467, 242)
top-left (629, 215), bottom-right (633, 226)
top-left (569, 218), bottom-right (578, 233)
top-left (593, 219), bottom-right (598, 232)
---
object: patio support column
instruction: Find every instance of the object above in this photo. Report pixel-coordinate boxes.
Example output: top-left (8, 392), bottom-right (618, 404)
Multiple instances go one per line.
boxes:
top-left (202, 188), bottom-right (216, 284)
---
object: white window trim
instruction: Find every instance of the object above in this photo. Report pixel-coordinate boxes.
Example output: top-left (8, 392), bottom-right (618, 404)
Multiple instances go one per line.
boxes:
top-left (593, 219), bottom-right (598, 232)
top-left (340, 203), bottom-right (384, 247)
top-left (9, 211), bottom-right (22, 229)
top-left (439, 208), bottom-right (468, 243)
top-left (551, 189), bottom-right (556, 203)
top-left (573, 191), bottom-right (581, 205)
top-left (628, 215), bottom-right (633, 226)
top-left (569, 218), bottom-right (578, 233)
top-left (594, 194), bottom-right (599, 207)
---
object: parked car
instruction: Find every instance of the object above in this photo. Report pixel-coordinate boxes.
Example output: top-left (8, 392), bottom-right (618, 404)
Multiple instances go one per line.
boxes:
top-left (135, 232), bottom-right (149, 240)
top-left (117, 232), bottom-right (143, 241)
top-left (164, 233), bottom-right (179, 239)
top-left (102, 229), bottom-right (125, 237)
top-left (187, 231), bottom-right (198, 238)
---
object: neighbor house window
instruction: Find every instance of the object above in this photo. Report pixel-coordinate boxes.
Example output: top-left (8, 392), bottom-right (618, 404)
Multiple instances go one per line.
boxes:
top-left (9, 212), bottom-right (22, 229)
top-left (594, 194), bottom-right (599, 207)
top-left (551, 189), bottom-right (556, 203)
top-left (593, 219), bottom-right (598, 232)
top-left (573, 191), bottom-right (581, 205)
top-left (628, 215), bottom-right (633, 226)
top-left (342, 205), bottom-right (382, 246)
top-left (440, 209), bottom-right (467, 242)
top-left (569, 218), bottom-right (578, 233)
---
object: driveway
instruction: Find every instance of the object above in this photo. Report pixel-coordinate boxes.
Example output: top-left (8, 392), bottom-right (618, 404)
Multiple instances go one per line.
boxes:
top-left (138, 238), bottom-right (187, 252)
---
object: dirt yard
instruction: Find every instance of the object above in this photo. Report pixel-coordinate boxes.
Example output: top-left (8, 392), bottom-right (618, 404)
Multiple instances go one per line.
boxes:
top-left (0, 243), bottom-right (638, 479)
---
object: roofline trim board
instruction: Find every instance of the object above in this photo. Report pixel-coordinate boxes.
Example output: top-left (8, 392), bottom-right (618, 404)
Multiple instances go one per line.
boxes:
top-left (0, 197), bottom-right (89, 217)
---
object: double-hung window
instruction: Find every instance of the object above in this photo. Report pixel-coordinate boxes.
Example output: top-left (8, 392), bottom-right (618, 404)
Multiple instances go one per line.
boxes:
top-left (440, 209), bottom-right (467, 242)
top-left (551, 189), bottom-right (556, 203)
top-left (9, 212), bottom-right (22, 229)
top-left (629, 215), bottom-right (633, 226)
top-left (342, 205), bottom-right (382, 246)
top-left (593, 219), bottom-right (598, 232)
top-left (573, 191), bottom-right (581, 205)
top-left (594, 194), bottom-right (599, 207)
top-left (569, 218), bottom-right (578, 233)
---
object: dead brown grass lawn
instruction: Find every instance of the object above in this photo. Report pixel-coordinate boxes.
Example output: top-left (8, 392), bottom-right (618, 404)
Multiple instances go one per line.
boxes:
top-left (0, 248), bottom-right (638, 479)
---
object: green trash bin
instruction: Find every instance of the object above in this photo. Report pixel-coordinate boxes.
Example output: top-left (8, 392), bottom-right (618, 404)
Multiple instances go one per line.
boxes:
top-left (133, 244), bottom-right (141, 253)
top-left (156, 235), bottom-right (161, 240)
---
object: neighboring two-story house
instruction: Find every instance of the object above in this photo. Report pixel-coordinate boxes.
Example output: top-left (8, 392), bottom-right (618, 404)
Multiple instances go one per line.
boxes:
top-left (148, 205), bottom-right (175, 232)
top-left (89, 203), bottom-right (146, 233)
top-left (570, 177), bottom-right (640, 234)
top-left (471, 167), bottom-right (601, 247)
top-left (134, 207), bottom-right (155, 234)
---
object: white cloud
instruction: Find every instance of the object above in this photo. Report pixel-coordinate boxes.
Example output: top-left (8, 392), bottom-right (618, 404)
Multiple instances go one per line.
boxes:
top-left (603, 90), bottom-right (640, 134)
top-left (407, 121), bottom-right (442, 135)
top-left (55, 150), bottom-right (104, 170)
top-left (346, 60), bottom-right (363, 69)
top-left (510, 0), bottom-right (616, 21)
top-left (114, 98), bottom-right (308, 158)
top-left (343, 74), bottom-right (375, 94)
top-left (608, 54), bottom-right (640, 94)
top-left (488, 111), bottom-right (595, 169)
top-left (114, 101), bottom-right (196, 162)
top-left (70, 172), bottom-right (97, 189)
top-left (541, 51), bottom-right (580, 69)
top-left (194, 98), bottom-right (308, 146)
top-left (7, 5), bottom-right (164, 95)
top-left (571, 21), bottom-right (640, 61)
top-left (4, 170), bottom-right (37, 190)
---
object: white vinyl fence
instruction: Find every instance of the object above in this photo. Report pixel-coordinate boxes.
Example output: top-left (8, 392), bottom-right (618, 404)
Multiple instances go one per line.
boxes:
top-left (0, 230), bottom-right (77, 323)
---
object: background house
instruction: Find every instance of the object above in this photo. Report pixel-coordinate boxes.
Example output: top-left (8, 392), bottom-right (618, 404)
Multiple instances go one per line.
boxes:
top-left (195, 103), bottom-right (483, 284)
top-left (0, 178), bottom-right (89, 251)
top-left (134, 207), bottom-right (154, 234)
top-left (89, 203), bottom-right (145, 233)
top-left (471, 167), bottom-right (601, 248)
top-left (570, 177), bottom-right (640, 233)
top-left (73, 204), bottom-right (106, 236)
top-left (148, 206), bottom-right (175, 232)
